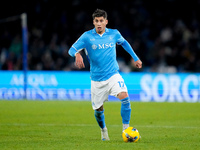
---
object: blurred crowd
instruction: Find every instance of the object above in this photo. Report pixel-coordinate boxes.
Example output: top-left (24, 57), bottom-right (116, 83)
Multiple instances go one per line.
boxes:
top-left (0, 0), bottom-right (200, 73)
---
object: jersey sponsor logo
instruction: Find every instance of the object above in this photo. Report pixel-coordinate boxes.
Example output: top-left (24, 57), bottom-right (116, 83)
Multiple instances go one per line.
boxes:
top-left (91, 42), bottom-right (115, 50)
top-left (92, 44), bottom-right (97, 50)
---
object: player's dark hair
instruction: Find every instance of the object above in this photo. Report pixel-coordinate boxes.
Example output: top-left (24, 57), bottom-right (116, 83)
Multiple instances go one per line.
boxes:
top-left (92, 9), bottom-right (107, 20)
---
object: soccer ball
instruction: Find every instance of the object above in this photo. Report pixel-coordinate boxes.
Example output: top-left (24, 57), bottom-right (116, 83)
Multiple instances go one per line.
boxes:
top-left (122, 127), bottom-right (141, 143)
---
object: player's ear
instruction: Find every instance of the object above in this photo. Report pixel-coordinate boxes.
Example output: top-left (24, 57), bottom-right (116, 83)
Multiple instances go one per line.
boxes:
top-left (106, 19), bottom-right (108, 25)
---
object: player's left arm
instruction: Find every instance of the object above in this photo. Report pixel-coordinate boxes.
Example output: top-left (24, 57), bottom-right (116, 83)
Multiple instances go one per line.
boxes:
top-left (116, 30), bottom-right (142, 68)
top-left (121, 40), bottom-right (142, 68)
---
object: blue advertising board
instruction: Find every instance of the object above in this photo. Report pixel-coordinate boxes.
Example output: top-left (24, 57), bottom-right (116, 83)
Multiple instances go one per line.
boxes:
top-left (0, 71), bottom-right (199, 102)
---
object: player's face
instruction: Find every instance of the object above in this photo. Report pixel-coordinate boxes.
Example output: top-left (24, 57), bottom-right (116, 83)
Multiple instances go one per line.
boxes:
top-left (93, 17), bottom-right (108, 34)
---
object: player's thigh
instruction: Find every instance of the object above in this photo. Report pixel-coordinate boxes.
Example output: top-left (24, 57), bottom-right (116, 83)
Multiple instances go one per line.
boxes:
top-left (91, 80), bottom-right (109, 110)
top-left (109, 74), bottom-right (128, 98)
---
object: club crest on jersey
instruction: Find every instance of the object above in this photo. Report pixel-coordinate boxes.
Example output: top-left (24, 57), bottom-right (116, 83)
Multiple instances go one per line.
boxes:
top-left (109, 36), bottom-right (113, 40)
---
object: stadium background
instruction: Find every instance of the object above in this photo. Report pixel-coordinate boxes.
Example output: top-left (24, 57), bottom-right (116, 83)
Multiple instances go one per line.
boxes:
top-left (0, 0), bottom-right (200, 102)
top-left (1, 2), bottom-right (200, 149)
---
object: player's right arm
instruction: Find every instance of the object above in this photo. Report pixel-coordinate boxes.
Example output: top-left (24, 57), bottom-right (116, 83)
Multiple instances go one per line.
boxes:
top-left (68, 33), bottom-right (86, 69)
top-left (74, 53), bottom-right (85, 69)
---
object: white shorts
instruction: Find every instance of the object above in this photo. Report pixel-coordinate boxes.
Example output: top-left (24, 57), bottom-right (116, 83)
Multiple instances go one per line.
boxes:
top-left (91, 73), bottom-right (128, 110)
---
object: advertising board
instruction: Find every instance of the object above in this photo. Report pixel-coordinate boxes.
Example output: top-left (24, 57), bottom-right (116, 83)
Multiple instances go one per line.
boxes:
top-left (0, 71), bottom-right (199, 102)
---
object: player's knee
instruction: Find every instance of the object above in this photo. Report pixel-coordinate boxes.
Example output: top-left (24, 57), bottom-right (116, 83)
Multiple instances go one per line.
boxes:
top-left (118, 92), bottom-right (129, 100)
top-left (96, 105), bottom-right (104, 111)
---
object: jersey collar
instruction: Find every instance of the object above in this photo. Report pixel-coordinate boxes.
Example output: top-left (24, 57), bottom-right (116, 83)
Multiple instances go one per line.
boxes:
top-left (92, 28), bottom-right (109, 34)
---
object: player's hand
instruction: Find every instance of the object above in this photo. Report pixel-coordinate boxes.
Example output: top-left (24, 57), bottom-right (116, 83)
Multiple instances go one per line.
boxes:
top-left (132, 59), bottom-right (142, 68)
top-left (75, 53), bottom-right (85, 69)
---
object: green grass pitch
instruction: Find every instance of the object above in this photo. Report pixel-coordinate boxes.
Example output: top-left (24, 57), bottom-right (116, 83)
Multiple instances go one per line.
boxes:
top-left (0, 100), bottom-right (200, 150)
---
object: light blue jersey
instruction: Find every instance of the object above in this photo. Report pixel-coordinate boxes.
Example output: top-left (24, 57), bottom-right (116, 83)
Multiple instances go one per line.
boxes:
top-left (68, 28), bottom-right (139, 81)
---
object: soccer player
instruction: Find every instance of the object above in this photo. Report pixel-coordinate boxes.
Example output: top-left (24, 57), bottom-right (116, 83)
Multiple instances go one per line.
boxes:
top-left (68, 9), bottom-right (142, 141)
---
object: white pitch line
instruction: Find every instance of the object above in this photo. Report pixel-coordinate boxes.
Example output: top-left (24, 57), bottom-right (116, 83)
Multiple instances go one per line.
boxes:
top-left (0, 123), bottom-right (199, 129)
